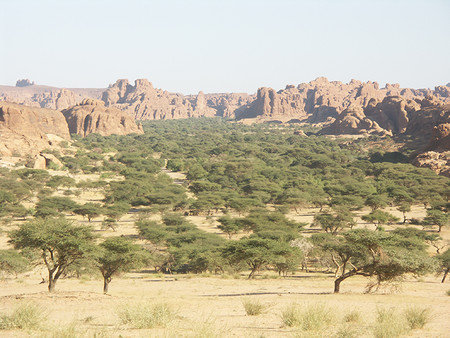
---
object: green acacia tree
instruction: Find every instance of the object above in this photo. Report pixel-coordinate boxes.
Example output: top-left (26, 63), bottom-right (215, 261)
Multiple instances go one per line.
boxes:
top-left (422, 209), bottom-right (449, 233)
top-left (97, 237), bottom-right (151, 294)
top-left (361, 210), bottom-right (399, 230)
top-left (9, 218), bottom-right (97, 292)
top-left (438, 248), bottom-right (450, 283)
top-left (221, 238), bottom-right (294, 279)
top-left (313, 229), bottom-right (434, 293)
top-left (73, 202), bottom-right (103, 222)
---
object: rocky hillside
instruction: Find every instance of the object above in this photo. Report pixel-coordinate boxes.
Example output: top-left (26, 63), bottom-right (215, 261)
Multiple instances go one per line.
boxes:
top-left (62, 99), bottom-right (143, 137)
top-left (0, 101), bottom-right (70, 158)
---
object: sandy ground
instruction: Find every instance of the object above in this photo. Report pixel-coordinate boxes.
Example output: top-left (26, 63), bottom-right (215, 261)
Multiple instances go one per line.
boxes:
top-left (1, 171), bottom-right (449, 337)
top-left (0, 273), bottom-right (449, 337)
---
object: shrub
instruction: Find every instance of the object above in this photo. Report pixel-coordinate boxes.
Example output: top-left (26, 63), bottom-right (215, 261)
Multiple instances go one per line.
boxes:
top-left (242, 298), bottom-right (266, 316)
top-left (300, 303), bottom-right (334, 331)
top-left (281, 304), bottom-right (301, 327)
top-left (373, 307), bottom-right (406, 338)
top-left (118, 302), bottom-right (174, 329)
top-left (0, 302), bottom-right (44, 330)
top-left (403, 306), bottom-right (430, 330)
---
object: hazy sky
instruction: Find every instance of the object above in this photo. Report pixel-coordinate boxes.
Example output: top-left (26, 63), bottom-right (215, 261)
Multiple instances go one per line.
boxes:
top-left (0, 0), bottom-right (449, 94)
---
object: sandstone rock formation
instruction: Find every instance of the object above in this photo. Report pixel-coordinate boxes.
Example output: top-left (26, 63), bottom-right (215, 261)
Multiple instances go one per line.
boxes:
top-left (33, 153), bottom-right (64, 170)
top-left (202, 93), bottom-right (255, 118)
top-left (237, 78), bottom-right (448, 123)
top-left (0, 84), bottom-right (104, 110)
top-left (412, 151), bottom-right (450, 177)
top-left (62, 99), bottom-right (144, 137)
top-left (364, 96), bottom-right (421, 134)
top-left (0, 101), bottom-right (70, 157)
top-left (102, 79), bottom-right (218, 120)
top-left (319, 105), bottom-right (386, 135)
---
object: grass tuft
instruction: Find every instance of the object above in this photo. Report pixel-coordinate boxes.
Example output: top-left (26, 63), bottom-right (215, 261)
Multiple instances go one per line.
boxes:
top-left (300, 303), bottom-right (334, 331)
top-left (281, 303), bottom-right (333, 331)
top-left (343, 309), bottom-right (361, 323)
top-left (242, 298), bottom-right (266, 316)
top-left (281, 304), bottom-right (301, 327)
top-left (403, 306), bottom-right (430, 330)
top-left (118, 302), bottom-right (174, 329)
top-left (373, 307), bottom-right (406, 338)
top-left (0, 302), bottom-right (44, 330)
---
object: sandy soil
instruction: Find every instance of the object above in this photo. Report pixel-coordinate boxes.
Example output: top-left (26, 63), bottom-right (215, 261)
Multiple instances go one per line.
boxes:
top-left (0, 273), bottom-right (449, 337)
top-left (1, 170), bottom-right (449, 337)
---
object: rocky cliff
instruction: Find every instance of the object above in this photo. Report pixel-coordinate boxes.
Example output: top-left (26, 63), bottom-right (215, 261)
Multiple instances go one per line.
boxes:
top-left (62, 99), bottom-right (144, 137)
top-left (0, 101), bottom-right (70, 157)
top-left (237, 78), bottom-right (447, 123)
top-left (102, 79), bottom-right (219, 120)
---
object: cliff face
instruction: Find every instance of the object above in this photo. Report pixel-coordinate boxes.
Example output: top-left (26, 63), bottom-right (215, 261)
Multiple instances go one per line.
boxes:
top-left (237, 78), bottom-right (446, 123)
top-left (0, 101), bottom-right (70, 157)
top-left (102, 79), bottom-right (218, 120)
top-left (62, 99), bottom-right (144, 137)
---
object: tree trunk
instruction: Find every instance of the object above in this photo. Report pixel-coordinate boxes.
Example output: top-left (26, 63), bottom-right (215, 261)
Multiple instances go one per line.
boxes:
top-left (48, 277), bottom-right (56, 292)
top-left (334, 277), bottom-right (343, 293)
top-left (248, 265), bottom-right (259, 279)
top-left (103, 277), bottom-right (111, 294)
top-left (442, 268), bottom-right (449, 283)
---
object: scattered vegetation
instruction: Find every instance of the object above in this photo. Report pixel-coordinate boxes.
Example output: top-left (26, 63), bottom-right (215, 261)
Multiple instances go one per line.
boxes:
top-left (118, 302), bottom-right (174, 329)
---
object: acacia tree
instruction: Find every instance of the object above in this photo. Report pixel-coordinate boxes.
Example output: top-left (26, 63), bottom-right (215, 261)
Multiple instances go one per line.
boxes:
top-left (217, 216), bottom-right (242, 239)
top-left (221, 237), bottom-right (294, 279)
top-left (361, 210), bottom-right (399, 230)
top-left (73, 203), bottom-right (103, 222)
top-left (9, 218), bottom-right (97, 292)
top-left (314, 229), bottom-right (433, 293)
top-left (313, 207), bottom-right (356, 235)
top-left (438, 248), bottom-right (450, 283)
top-left (97, 237), bottom-right (150, 294)
top-left (422, 209), bottom-right (449, 233)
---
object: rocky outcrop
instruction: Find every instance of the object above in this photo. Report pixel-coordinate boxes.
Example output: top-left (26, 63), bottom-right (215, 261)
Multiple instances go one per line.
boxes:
top-left (203, 93), bottom-right (255, 118)
top-left (0, 101), bottom-right (70, 157)
top-left (319, 106), bottom-right (386, 135)
top-left (33, 153), bottom-right (63, 170)
top-left (364, 96), bottom-right (421, 134)
top-left (102, 79), bottom-right (218, 120)
top-left (412, 151), bottom-right (450, 177)
top-left (62, 99), bottom-right (144, 137)
top-left (0, 84), bottom-right (104, 110)
top-left (238, 78), bottom-right (449, 123)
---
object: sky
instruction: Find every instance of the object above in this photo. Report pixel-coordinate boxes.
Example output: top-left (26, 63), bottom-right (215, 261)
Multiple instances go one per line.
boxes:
top-left (0, 0), bottom-right (449, 94)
